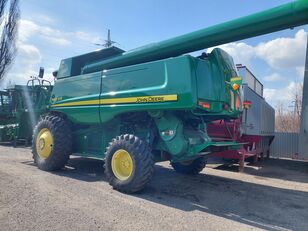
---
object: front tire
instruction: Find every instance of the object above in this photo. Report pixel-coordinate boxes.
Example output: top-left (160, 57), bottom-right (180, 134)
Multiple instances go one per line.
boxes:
top-left (32, 115), bottom-right (72, 171)
top-left (171, 157), bottom-right (207, 175)
top-left (105, 134), bottom-right (154, 193)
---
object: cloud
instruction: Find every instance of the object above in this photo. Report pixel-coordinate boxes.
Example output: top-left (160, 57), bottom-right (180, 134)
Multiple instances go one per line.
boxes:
top-left (34, 14), bottom-right (55, 24)
top-left (207, 29), bottom-right (307, 110)
top-left (18, 20), bottom-right (38, 41)
top-left (3, 15), bottom-right (99, 84)
top-left (208, 29), bottom-right (307, 72)
top-left (17, 43), bottom-right (41, 62)
top-left (19, 19), bottom-right (71, 46)
top-left (13, 43), bottom-right (41, 70)
top-left (1, 42), bottom-right (42, 87)
top-left (2, 42), bottom-right (57, 87)
top-left (256, 29), bottom-right (307, 70)
top-left (75, 31), bottom-right (101, 44)
top-left (263, 81), bottom-right (302, 108)
top-left (207, 42), bottom-right (255, 66)
top-left (19, 19), bottom-right (103, 47)
top-left (2, 17), bottom-right (104, 87)
top-left (296, 66), bottom-right (305, 79)
top-left (263, 73), bottom-right (284, 82)
top-left (3, 18), bottom-right (66, 86)
top-left (45, 37), bottom-right (71, 46)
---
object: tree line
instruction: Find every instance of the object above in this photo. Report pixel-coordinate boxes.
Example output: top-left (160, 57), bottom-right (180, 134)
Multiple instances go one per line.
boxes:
top-left (275, 84), bottom-right (302, 133)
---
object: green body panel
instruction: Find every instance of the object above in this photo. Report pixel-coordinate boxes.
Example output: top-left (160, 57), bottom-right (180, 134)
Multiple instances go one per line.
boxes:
top-left (51, 72), bottom-right (101, 123)
top-left (195, 50), bottom-right (237, 103)
top-left (51, 49), bottom-right (239, 124)
top-left (52, 56), bottom-right (196, 124)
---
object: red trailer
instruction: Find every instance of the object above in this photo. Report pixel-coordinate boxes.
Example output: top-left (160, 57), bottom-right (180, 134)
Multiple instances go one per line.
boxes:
top-left (207, 65), bottom-right (275, 171)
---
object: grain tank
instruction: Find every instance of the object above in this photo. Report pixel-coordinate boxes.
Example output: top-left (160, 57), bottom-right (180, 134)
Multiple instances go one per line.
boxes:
top-left (32, 0), bottom-right (308, 193)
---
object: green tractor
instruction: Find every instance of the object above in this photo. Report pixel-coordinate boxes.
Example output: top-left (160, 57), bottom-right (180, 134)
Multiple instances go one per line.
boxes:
top-left (32, 0), bottom-right (308, 193)
top-left (0, 68), bottom-right (52, 146)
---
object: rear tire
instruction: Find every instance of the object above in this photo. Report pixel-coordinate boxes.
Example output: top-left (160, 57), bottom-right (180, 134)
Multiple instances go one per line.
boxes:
top-left (105, 134), bottom-right (154, 193)
top-left (32, 115), bottom-right (72, 171)
top-left (171, 157), bottom-right (207, 175)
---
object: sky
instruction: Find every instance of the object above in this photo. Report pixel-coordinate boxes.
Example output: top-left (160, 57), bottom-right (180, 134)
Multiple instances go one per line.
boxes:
top-left (2, 0), bottom-right (308, 109)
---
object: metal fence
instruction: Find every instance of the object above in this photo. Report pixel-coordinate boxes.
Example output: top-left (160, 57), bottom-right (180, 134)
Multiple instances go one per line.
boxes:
top-left (270, 132), bottom-right (299, 159)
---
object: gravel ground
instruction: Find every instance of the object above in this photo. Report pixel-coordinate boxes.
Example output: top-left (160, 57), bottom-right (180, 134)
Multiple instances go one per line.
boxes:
top-left (0, 146), bottom-right (308, 231)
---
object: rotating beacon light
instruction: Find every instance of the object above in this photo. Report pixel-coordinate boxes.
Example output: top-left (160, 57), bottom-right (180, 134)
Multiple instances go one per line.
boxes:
top-left (230, 77), bottom-right (242, 91)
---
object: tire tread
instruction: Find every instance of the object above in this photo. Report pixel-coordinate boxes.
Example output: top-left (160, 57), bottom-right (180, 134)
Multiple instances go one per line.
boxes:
top-left (32, 115), bottom-right (72, 171)
top-left (105, 134), bottom-right (154, 193)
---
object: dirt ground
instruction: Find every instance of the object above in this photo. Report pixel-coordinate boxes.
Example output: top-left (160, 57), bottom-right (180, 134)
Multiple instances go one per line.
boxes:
top-left (0, 146), bottom-right (308, 231)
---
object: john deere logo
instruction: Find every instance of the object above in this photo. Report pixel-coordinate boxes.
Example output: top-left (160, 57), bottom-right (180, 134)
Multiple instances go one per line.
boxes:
top-left (136, 96), bottom-right (165, 103)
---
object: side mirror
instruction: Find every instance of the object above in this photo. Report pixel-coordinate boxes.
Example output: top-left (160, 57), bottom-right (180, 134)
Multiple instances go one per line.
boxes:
top-left (38, 67), bottom-right (44, 78)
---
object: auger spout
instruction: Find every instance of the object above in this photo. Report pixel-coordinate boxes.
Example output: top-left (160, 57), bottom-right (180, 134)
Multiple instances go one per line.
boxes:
top-left (82, 0), bottom-right (308, 74)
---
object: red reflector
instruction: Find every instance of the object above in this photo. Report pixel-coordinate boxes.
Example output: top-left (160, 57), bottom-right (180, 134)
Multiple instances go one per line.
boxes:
top-left (236, 95), bottom-right (240, 109)
top-left (243, 100), bottom-right (252, 109)
top-left (198, 101), bottom-right (210, 109)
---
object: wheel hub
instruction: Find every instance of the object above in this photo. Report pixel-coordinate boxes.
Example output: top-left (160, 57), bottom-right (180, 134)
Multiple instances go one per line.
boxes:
top-left (36, 128), bottom-right (53, 159)
top-left (111, 149), bottom-right (133, 181)
top-left (39, 138), bottom-right (45, 149)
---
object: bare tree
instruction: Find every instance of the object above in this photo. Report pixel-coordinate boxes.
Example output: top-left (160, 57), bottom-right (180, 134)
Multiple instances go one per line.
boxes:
top-left (275, 104), bottom-right (300, 132)
top-left (275, 83), bottom-right (303, 133)
top-left (0, 0), bottom-right (19, 81)
top-left (0, 0), bottom-right (8, 25)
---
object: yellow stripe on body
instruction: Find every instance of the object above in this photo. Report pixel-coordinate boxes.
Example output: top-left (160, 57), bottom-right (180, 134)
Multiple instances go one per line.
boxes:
top-left (50, 99), bottom-right (100, 107)
top-left (230, 77), bottom-right (242, 82)
top-left (51, 94), bottom-right (178, 107)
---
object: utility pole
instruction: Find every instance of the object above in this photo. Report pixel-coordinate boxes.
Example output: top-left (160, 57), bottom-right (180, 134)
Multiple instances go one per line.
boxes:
top-left (290, 93), bottom-right (301, 117)
top-left (295, 93), bottom-right (301, 117)
top-left (299, 36), bottom-right (308, 157)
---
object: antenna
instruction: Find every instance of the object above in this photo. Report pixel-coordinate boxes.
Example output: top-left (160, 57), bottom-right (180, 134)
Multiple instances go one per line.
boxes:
top-left (94, 29), bottom-right (117, 48)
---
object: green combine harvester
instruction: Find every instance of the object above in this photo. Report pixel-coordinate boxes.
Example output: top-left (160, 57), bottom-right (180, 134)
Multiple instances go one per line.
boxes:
top-left (0, 69), bottom-right (52, 146)
top-left (32, 0), bottom-right (308, 193)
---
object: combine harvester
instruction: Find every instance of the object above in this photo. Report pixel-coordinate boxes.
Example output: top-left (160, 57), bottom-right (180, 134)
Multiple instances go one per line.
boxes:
top-left (31, 0), bottom-right (308, 193)
top-left (207, 65), bottom-right (275, 171)
top-left (0, 69), bottom-right (52, 146)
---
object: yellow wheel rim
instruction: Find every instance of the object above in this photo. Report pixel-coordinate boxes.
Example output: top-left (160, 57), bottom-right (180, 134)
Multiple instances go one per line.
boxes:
top-left (111, 149), bottom-right (133, 181)
top-left (36, 128), bottom-right (53, 159)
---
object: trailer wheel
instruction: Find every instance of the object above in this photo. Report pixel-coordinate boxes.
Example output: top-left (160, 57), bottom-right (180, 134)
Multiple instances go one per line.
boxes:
top-left (171, 157), bottom-right (207, 175)
top-left (32, 115), bottom-right (72, 171)
top-left (105, 134), bottom-right (154, 193)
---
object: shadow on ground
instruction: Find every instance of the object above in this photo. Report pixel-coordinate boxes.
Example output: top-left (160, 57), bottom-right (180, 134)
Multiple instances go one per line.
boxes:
top-left (22, 157), bottom-right (308, 231)
top-left (211, 157), bottom-right (308, 184)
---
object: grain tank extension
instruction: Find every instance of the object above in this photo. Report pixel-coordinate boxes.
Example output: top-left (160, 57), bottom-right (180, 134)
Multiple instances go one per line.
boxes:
top-left (32, 0), bottom-right (308, 193)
